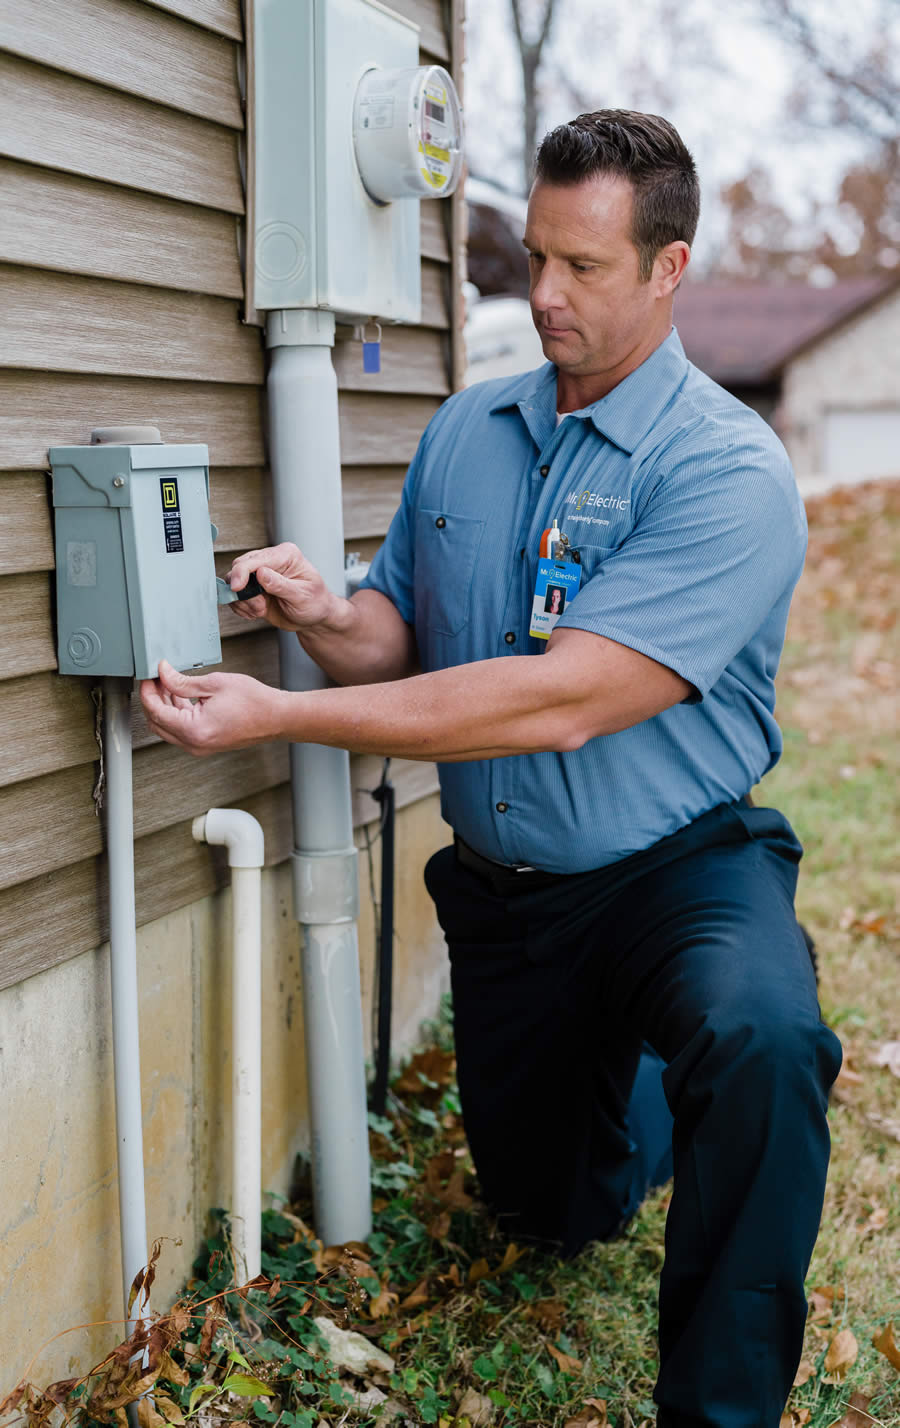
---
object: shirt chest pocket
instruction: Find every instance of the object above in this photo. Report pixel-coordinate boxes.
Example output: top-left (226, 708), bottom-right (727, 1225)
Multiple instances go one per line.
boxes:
top-left (415, 508), bottom-right (486, 636)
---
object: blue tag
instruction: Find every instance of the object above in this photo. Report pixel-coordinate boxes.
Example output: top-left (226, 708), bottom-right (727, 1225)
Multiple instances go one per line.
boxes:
top-left (363, 341), bottom-right (381, 373)
top-left (529, 558), bottom-right (582, 641)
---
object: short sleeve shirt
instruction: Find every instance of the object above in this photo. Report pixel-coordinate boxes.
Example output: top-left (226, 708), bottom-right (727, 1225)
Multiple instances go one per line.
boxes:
top-left (360, 328), bottom-right (807, 873)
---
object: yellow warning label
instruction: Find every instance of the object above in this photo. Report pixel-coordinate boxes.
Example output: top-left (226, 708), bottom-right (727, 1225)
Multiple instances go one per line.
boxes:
top-left (423, 142), bottom-right (450, 161)
top-left (161, 479), bottom-right (179, 509)
top-left (420, 167), bottom-right (447, 189)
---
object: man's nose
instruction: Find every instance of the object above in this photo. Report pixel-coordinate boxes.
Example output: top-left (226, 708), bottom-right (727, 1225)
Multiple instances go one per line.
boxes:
top-left (531, 262), bottom-right (567, 313)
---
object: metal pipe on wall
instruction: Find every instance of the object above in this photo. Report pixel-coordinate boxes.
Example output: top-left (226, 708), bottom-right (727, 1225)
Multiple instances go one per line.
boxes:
top-left (102, 677), bottom-right (150, 1328)
top-left (265, 307), bottom-right (372, 1247)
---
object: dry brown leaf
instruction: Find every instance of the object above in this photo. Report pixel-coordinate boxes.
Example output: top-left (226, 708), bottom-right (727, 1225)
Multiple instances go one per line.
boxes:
top-left (394, 1047), bottom-right (456, 1096)
top-left (826, 1391), bottom-right (874, 1427)
top-left (399, 1277), bottom-right (431, 1311)
top-left (565, 1399), bottom-right (609, 1427)
top-left (793, 1358), bottom-right (816, 1387)
top-left (871, 1041), bottom-right (900, 1078)
top-left (809, 1289), bottom-right (838, 1322)
top-left (872, 1320), bottom-right (900, 1371)
top-left (158, 1353), bottom-right (189, 1389)
top-left (823, 1328), bottom-right (858, 1382)
top-left (368, 1282), bottom-right (400, 1320)
top-left (428, 1210), bottom-right (452, 1241)
top-left (135, 1396), bottom-right (166, 1428)
top-left (546, 1342), bottom-right (583, 1374)
top-left (424, 1152), bottom-right (474, 1209)
top-left (493, 1242), bottom-right (526, 1274)
top-left (781, 1411), bottom-right (811, 1427)
top-left (168, 1305), bottom-right (192, 1336)
top-left (456, 1387), bottom-right (493, 1426)
top-left (527, 1298), bottom-right (567, 1334)
top-left (857, 1205), bottom-right (889, 1236)
top-left (866, 1112), bottom-right (900, 1144)
top-left (468, 1258), bottom-right (491, 1286)
top-left (154, 1394), bottom-right (185, 1426)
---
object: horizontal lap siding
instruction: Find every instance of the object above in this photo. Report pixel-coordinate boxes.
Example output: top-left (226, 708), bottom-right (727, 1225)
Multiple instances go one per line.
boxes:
top-left (0, 0), bottom-right (459, 986)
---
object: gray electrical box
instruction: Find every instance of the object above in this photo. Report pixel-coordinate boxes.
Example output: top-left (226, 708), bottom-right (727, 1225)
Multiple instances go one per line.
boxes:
top-left (50, 428), bottom-right (223, 680)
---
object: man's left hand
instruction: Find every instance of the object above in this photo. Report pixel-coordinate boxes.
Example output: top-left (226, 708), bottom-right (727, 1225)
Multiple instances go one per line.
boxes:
top-left (140, 660), bottom-right (285, 756)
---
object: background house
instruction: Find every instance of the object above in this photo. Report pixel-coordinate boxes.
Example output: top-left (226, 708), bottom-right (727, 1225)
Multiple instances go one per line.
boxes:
top-left (0, 0), bottom-right (464, 1384)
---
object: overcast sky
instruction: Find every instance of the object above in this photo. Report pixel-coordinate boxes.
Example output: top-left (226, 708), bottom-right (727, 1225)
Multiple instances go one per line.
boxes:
top-left (462, 0), bottom-right (878, 268)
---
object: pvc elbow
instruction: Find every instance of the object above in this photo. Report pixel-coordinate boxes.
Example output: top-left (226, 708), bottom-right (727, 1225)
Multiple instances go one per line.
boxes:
top-left (192, 808), bottom-right (265, 868)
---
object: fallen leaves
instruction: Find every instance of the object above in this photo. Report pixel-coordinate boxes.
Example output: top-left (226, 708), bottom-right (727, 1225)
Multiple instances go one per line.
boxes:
top-left (823, 1328), bottom-right (859, 1382)
top-left (563, 1397), bottom-right (609, 1427)
top-left (455, 1386), bottom-right (494, 1425)
top-left (394, 1047), bottom-right (456, 1100)
top-left (825, 1392), bottom-right (875, 1428)
top-left (546, 1342), bottom-right (582, 1374)
top-left (872, 1320), bottom-right (900, 1371)
top-left (424, 1150), bottom-right (474, 1209)
top-left (870, 1041), bottom-right (900, 1078)
top-left (809, 1285), bottom-right (846, 1322)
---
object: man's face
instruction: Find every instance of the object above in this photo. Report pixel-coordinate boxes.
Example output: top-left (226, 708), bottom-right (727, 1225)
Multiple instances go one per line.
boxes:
top-left (524, 175), bottom-right (669, 380)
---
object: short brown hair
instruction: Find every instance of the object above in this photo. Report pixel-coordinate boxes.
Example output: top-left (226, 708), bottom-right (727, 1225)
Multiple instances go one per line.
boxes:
top-left (534, 109), bottom-right (700, 281)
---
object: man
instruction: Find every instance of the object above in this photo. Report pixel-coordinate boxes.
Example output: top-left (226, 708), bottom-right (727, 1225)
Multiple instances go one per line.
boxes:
top-left (142, 110), bottom-right (842, 1426)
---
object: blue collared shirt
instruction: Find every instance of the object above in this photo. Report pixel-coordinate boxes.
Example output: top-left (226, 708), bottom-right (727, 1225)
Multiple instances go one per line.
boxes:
top-left (360, 328), bottom-right (807, 872)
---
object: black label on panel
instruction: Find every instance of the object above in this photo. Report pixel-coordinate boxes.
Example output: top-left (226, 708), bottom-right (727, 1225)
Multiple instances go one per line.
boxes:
top-left (160, 477), bottom-right (184, 553)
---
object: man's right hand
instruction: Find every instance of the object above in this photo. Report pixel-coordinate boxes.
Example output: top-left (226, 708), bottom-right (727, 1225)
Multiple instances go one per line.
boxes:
top-left (227, 543), bottom-right (344, 633)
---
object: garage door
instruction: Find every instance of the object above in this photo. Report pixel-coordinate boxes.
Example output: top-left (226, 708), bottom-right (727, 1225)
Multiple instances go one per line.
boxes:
top-left (823, 408), bottom-right (900, 480)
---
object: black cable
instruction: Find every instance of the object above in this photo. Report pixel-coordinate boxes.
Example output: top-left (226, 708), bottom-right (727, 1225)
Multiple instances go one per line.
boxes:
top-left (369, 759), bottom-right (395, 1116)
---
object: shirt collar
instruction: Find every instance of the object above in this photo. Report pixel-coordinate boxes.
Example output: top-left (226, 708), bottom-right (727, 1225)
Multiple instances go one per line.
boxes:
top-left (488, 327), bottom-right (689, 457)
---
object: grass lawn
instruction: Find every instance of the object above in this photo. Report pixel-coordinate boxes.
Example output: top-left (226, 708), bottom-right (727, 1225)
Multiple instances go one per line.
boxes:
top-left (3, 482), bottom-right (898, 1428)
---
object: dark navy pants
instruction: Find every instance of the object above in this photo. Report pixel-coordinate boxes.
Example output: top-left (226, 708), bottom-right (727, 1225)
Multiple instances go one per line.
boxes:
top-left (424, 801), bottom-right (842, 1428)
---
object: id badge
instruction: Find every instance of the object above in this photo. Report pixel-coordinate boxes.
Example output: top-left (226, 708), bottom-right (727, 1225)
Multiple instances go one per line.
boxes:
top-left (529, 558), bottom-right (582, 640)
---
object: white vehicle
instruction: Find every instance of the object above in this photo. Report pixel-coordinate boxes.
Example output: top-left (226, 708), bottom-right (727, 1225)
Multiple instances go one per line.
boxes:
top-left (463, 177), bottom-right (544, 385)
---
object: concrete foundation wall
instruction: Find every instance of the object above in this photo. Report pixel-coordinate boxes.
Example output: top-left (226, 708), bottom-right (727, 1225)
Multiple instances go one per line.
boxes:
top-left (0, 794), bottom-right (451, 1390)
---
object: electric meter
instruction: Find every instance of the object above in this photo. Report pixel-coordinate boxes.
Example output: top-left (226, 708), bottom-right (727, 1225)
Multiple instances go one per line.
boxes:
top-left (353, 65), bottom-right (463, 203)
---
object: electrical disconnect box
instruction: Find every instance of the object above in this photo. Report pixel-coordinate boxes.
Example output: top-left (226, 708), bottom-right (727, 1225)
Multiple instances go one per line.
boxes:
top-left (50, 427), bottom-right (223, 681)
top-left (252, 0), bottom-right (462, 321)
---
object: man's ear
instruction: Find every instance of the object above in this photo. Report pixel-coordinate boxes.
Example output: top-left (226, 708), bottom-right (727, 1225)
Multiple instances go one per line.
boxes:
top-left (655, 241), bottom-right (691, 296)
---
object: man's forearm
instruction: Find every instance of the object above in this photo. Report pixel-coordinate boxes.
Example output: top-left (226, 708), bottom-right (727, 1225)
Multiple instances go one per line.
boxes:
top-left (295, 588), bottom-right (418, 686)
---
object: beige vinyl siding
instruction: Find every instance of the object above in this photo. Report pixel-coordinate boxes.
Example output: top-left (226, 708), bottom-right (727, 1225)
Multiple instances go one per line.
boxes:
top-left (0, 0), bottom-right (244, 125)
top-left (0, 56), bottom-right (244, 211)
top-left (140, 0), bottom-right (243, 40)
top-left (0, 0), bottom-right (461, 990)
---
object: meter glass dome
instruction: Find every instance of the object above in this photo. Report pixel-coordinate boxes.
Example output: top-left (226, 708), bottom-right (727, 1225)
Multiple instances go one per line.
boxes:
top-left (353, 65), bottom-right (463, 203)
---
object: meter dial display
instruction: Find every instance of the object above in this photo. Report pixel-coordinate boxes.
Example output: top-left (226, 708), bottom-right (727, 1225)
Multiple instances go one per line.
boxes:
top-left (353, 64), bottom-right (463, 202)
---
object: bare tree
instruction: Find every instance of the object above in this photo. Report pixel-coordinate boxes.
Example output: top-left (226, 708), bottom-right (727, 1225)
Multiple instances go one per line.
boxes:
top-left (758, 0), bottom-right (899, 150)
top-left (510, 0), bottom-right (559, 189)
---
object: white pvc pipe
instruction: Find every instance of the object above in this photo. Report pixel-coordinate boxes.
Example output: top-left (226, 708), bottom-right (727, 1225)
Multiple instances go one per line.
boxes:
top-left (102, 677), bottom-right (150, 1329)
top-left (266, 308), bottom-right (372, 1247)
top-left (193, 809), bottom-right (264, 1281)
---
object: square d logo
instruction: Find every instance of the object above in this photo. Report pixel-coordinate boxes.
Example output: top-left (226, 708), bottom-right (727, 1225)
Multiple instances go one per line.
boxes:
top-left (160, 477), bottom-right (180, 510)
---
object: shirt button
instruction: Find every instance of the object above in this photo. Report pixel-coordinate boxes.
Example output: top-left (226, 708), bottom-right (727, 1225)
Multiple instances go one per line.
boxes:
top-left (435, 516), bottom-right (446, 529)
top-left (496, 801), bottom-right (508, 813)
top-left (539, 465), bottom-right (550, 477)
top-left (504, 631), bottom-right (516, 644)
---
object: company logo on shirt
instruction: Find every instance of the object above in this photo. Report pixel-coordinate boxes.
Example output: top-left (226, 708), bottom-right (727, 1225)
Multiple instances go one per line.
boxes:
top-left (565, 488), bottom-right (631, 512)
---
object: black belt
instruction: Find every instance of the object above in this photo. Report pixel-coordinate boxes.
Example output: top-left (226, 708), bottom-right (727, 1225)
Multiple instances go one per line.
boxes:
top-left (454, 834), bottom-right (572, 895)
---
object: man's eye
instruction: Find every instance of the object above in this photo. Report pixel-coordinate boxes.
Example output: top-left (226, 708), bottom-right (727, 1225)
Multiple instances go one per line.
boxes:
top-left (572, 262), bottom-right (593, 273)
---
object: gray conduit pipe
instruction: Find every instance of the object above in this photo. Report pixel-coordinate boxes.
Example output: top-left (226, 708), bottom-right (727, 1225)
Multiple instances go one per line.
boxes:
top-left (266, 308), bottom-right (372, 1246)
top-left (102, 678), bottom-right (150, 1330)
